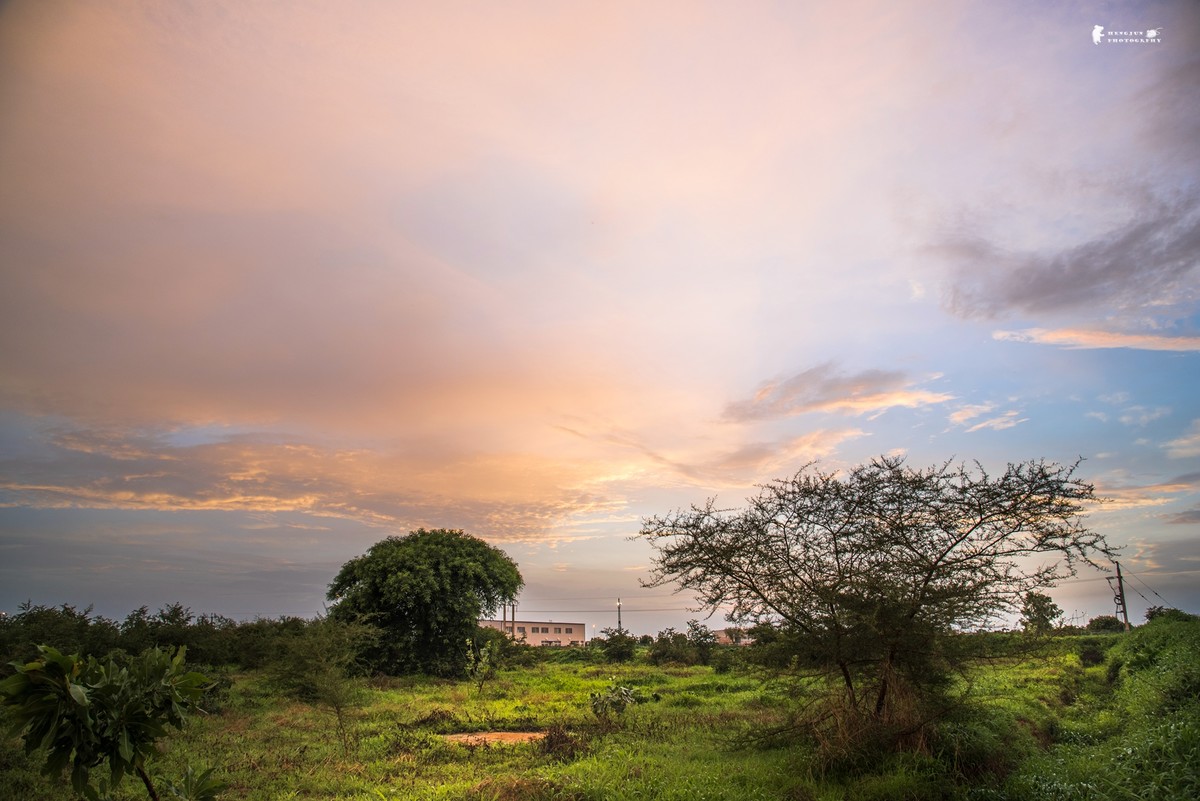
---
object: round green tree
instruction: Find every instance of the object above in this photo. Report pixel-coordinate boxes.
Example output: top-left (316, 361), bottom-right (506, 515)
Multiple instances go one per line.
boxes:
top-left (327, 529), bottom-right (522, 676)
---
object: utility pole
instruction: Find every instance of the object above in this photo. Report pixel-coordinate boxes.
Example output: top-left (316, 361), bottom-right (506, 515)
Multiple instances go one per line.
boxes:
top-left (617, 597), bottom-right (622, 632)
top-left (1108, 561), bottom-right (1131, 631)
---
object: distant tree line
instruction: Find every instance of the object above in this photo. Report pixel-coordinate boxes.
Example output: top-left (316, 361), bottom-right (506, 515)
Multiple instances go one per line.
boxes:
top-left (0, 601), bottom-right (318, 673)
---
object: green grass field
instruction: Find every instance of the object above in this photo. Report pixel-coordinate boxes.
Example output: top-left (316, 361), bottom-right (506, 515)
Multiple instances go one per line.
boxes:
top-left (3, 621), bottom-right (1198, 800)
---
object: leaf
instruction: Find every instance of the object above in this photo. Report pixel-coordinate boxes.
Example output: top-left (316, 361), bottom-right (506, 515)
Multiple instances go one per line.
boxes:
top-left (69, 682), bottom-right (90, 707)
top-left (118, 728), bottom-right (133, 763)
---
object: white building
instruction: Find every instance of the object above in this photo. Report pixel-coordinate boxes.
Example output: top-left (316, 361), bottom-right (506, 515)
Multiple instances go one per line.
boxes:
top-left (479, 618), bottom-right (587, 646)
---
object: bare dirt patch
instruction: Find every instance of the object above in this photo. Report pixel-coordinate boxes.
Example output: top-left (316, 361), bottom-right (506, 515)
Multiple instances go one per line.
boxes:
top-left (443, 731), bottom-right (545, 745)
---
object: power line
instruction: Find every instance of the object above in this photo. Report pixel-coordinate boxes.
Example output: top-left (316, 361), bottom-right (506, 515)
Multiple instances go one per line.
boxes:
top-left (513, 607), bottom-right (702, 614)
top-left (1124, 568), bottom-right (1175, 608)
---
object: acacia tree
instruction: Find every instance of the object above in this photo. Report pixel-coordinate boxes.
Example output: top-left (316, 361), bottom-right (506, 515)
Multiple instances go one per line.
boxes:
top-left (640, 456), bottom-right (1113, 741)
top-left (327, 529), bottom-right (522, 676)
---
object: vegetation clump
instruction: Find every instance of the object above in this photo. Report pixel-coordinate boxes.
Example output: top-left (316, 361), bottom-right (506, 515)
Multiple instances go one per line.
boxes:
top-left (327, 529), bottom-right (523, 676)
top-left (641, 456), bottom-right (1113, 763)
top-left (0, 645), bottom-right (220, 801)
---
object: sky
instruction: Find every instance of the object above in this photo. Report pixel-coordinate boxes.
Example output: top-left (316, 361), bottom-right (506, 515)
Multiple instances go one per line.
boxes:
top-left (2, 0), bottom-right (1198, 637)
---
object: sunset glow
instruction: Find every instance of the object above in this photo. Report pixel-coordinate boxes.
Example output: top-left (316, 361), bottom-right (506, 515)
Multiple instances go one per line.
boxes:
top-left (2, 1), bottom-right (1198, 631)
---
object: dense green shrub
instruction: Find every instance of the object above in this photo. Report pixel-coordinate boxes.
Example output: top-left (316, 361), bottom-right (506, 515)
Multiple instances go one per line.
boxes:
top-left (473, 625), bottom-right (538, 669)
top-left (0, 645), bottom-right (218, 800)
top-left (1085, 615), bottom-right (1125, 633)
top-left (1144, 606), bottom-right (1198, 624)
top-left (0, 602), bottom-right (330, 675)
top-left (264, 616), bottom-right (377, 701)
top-left (0, 603), bottom-right (122, 668)
top-left (593, 627), bottom-right (637, 663)
top-left (647, 627), bottom-right (693, 665)
top-left (1108, 617), bottom-right (1200, 717)
top-left (1003, 616), bottom-right (1200, 801)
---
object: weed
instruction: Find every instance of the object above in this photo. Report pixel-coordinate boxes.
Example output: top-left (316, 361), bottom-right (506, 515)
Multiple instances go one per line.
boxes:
top-left (538, 724), bottom-right (590, 762)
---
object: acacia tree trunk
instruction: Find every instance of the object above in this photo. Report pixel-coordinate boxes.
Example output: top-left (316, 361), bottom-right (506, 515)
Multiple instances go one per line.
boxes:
top-left (837, 660), bottom-right (858, 710)
top-left (873, 671), bottom-right (890, 718)
top-left (873, 646), bottom-right (898, 719)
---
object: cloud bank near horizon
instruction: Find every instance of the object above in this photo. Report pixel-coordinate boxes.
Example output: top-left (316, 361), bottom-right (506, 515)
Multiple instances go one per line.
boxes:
top-left (2, 0), bottom-right (1198, 626)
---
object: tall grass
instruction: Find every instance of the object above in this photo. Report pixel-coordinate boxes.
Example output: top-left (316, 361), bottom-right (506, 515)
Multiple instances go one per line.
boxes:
top-left (1001, 617), bottom-right (1200, 801)
top-left (2, 627), bottom-right (1196, 800)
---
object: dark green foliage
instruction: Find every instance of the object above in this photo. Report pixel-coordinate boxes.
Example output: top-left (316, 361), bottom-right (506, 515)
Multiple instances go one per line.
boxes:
top-left (1085, 614), bottom-right (1124, 633)
top-left (1019, 592), bottom-right (1063, 636)
top-left (264, 616), bottom-right (376, 702)
top-left (1071, 634), bottom-right (1118, 667)
top-left (225, 616), bottom-right (308, 669)
top-left (0, 603), bottom-right (345, 680)
top-left (710, 646), bottom-right (739, 674)
top-left (1144, 606), bottom-right (1198, 624)
top-left (593, 627), bottom-right (637, 663)
top-left (647, 622), bottom-right (719, 666)
top-left (473, 624), bottom-right (537, 669)
top-left (1004, 616), bottom-right (1200, 800)
top-left (687, 620), bottom-right (717, 665)
top-left (119, 605), bottom-right (240, 667)
top-left (327, 529), bottom-right (523, 676)
top-left (0, 645), bottom-right (214, 800)
top-left (647, 627), bottom-right (691, 665)
top-left (744, 621), bottom-right (810, 669)
top-left (0, 603), bottom-right (122, 668)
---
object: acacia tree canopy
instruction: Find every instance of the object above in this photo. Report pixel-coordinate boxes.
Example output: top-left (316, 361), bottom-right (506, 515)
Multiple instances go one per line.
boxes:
top-left (640, 456), bottom-right (1114, 726)
top-left (327, 529), bottom-right (522, 676)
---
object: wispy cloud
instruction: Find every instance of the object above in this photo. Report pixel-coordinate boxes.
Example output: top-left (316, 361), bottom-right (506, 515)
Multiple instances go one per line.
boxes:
top-left (703, 429), bottom-right (869, 479)
top-left (965, 410), bottom-right (1028, 433)
top-left (1165, 421), bottom-right (1200, 459)
top-left (1095, 472), bottom-right (1200, 511)
top-left (0, 424), bottom-right (627, 543)
top-left (994, 328), bottom-right (1200, 352)
top-left (1166, 508), bottom-right (1200, 525)
top-left (1119, 406), bottom-right (1171, 428)
top-left (724, 364), bottom-right (952, 422)
top-left (948, 403), bottom-right (995, 426)
top-left (938, 190), bottom-right (1200, 323)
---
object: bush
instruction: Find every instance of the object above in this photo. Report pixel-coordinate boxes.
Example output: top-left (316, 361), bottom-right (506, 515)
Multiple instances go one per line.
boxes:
top-left (538, 724), bottom-right (589, 761)
top-left (1144, 606), bottom-right (1198, 624)
top-left (711, 647), bottom-right (739, 674)
top-left (594, 627), bottom-right (637, 663)
top-left (647, 627), bottom-right (693, 666)
top-left (0, 603), bottom-right (122, 668)
top-left (474, 625), bottom-right (537, 669)
top-left (589, 682), bottom-right (638, 721)
top-left (1003, 615), bottom-right (1200, 800)
top-left (265, 616), bottom-right (376, 701)
top-left (1086, 615), bottom-right (1125, 633)
top-left (0, 645), bottom-right (218, 800)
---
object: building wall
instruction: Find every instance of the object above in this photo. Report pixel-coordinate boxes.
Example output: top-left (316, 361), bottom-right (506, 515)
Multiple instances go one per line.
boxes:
top-left (479, 619), bottom-right (587, 646)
